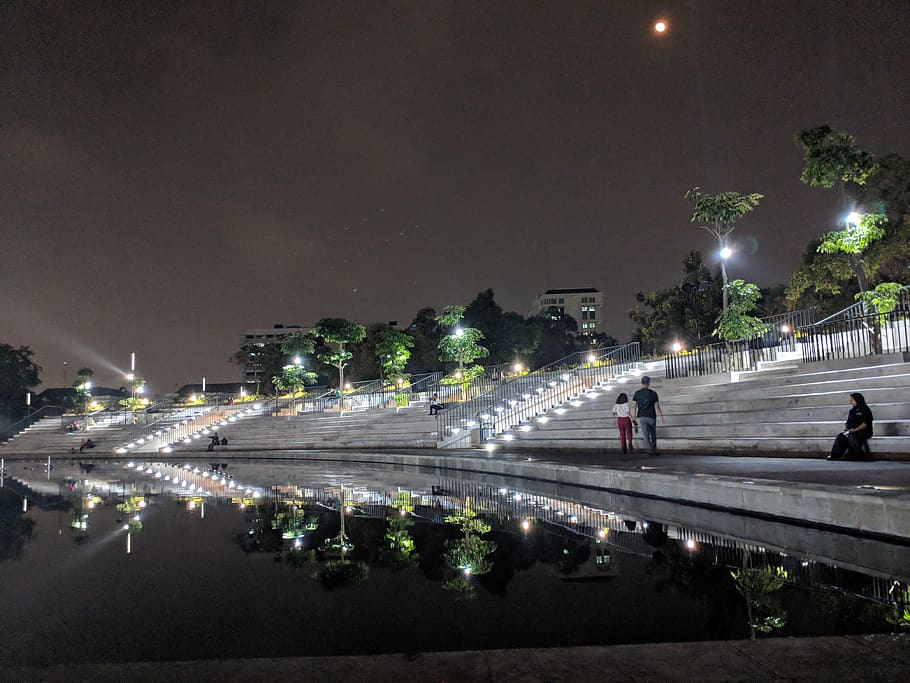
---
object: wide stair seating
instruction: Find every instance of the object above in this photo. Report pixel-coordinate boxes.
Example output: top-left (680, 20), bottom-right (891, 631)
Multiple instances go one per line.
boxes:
top-left (496, 354), bottom-right (910, 457)
top-left (163, 403), bottom-right (440, 454)
top-left (437, 343), bottom-right (646, 448)
top-left (0, 414), bottom-right (129, 457)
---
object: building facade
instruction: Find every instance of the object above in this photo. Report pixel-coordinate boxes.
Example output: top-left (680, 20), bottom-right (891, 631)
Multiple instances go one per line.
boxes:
top-left (530, 288), bottom-right (603, 333)
top-left (240, 324), bottom-right (311, 384)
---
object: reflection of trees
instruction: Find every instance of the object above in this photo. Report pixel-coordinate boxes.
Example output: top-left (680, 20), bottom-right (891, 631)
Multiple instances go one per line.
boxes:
top-left (646, 542), bottom-right (743, 636)
top-left (731, 566), bottom-right (791, 639)
top-left (442, 511), bottom-right (497, 599)
top-left (887, 582), bottom-right (910, 631)
top-left (0, 490), bottom-right (35, 559)
top-left (380, 511), bottom-right (419, 569)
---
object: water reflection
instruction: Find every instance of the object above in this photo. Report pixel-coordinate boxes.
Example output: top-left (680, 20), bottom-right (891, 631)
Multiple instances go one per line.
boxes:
top-left (0, 457), bottom-right (908, 665)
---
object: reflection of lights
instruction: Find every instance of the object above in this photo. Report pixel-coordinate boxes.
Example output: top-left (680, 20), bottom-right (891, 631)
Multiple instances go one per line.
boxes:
top-left (569, 515), bottom-right (578, 523)
top-left (519, 425), bottom-right (532, 432)
top-left (537, 416), bottom-right (549, 423)
top-left (503, 434), bottom-right (514, 441)
top-left (484, 443), bottom-right (497, 451)
top-left (127, 462), bottom-right (135, 468)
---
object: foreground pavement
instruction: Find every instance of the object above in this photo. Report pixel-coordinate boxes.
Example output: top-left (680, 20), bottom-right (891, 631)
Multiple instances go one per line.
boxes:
top-left (3, 635), bottom-right (908, 681)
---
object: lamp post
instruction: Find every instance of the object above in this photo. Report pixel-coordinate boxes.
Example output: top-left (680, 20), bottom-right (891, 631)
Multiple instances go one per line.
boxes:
top-left (82, 380), bottom-right (92, 433)
top-left (719, 246), bottom-right (733, 315)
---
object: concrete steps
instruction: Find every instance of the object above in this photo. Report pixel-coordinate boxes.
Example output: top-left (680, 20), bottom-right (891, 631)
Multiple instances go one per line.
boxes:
top-left (497, 355), bottom-right (910, 458)
top-left (163, 408), bottom-right (440, 456)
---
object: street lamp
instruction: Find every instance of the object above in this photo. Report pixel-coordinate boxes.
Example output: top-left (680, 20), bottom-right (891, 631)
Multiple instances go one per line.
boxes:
top-left (719, 245), bottom-right (734, 314)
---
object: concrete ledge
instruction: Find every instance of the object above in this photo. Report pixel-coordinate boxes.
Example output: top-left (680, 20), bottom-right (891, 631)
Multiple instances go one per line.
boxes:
top-left (2, 635), bottom-right (907, 682)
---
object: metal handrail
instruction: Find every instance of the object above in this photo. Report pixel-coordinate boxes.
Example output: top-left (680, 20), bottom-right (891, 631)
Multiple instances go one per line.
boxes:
top-left (798, 308), bottom-right (910, 363)
top-left (813, 286), bottom-right (910, 326)
top-left (437, 342), bottom-right (642, 443)
top-left (1, 406), bottom-right (67, 444)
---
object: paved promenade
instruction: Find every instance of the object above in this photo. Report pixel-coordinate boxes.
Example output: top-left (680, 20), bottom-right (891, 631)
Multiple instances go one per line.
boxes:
top-left (3, 635), bottom-right (908, 681)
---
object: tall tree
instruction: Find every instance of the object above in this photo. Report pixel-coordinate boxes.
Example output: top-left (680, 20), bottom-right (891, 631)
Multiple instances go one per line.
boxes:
top-left (713, 280), bottom-right (767, 341)
top-left (315, 318), bottom-right (366, 408)
top-left (685, 188), bottom-right (763, 315)
top-left (795, 124), bottom-right (879, 207)
top-left (0, 344), bottom-right (41, 421)
top-left (406, 308), bottom-right (443, 374)
top-left (73, 367), bottom-right (95, 413)
top-left (230, 342), bottom-right (285, 395)
top-left (375, 328), bottom-right (414, 385)
top-left (628, 251), bottom-right (723, 353)
top-left (436, 306), bottom-right (489, 370)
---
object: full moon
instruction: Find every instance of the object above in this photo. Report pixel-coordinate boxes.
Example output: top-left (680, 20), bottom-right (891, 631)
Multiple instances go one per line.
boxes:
top-left (654, 20), bottom-right (667, 33)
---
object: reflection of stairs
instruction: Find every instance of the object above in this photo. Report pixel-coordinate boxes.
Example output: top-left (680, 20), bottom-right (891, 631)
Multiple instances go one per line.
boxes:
top-left (499, 355), bottom-right (910, 457)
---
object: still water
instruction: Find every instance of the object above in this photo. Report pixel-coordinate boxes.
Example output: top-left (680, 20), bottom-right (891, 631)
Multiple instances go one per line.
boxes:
top-left (0, 457), bottom-right (907, 666)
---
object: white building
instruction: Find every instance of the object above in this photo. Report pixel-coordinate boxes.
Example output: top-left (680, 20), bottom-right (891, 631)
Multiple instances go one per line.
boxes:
top-left (530, 288), bottom-right (603, 333)
top-left (240, 324), bottom-right (311, 383)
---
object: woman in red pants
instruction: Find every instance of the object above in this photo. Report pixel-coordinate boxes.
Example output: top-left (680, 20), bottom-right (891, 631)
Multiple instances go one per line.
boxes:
top-left (612, 392), bottom-right (635, 454)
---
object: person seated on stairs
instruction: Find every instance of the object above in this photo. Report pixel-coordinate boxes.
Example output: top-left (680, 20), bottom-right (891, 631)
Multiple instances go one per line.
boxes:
top-left (828, 392), bottom-right (874, 461)
top-left (429, 393), bottom-right (443, 416)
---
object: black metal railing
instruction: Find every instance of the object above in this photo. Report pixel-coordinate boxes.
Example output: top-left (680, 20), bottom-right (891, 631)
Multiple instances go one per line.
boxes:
top-left (437, 342), bottom-right (641, 443)
top-left (799, 309), bottom-right (910, 363)
top-left (664, 306), bottom-right (820, 379)
top-left (665, 338), bottom-right (784, 379)
top-left (0, 406), bottom-right (67, 444)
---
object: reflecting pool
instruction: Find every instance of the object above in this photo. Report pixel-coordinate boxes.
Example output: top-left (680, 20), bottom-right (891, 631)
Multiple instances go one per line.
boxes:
top-left (0, 457), bottom-right (908, 666)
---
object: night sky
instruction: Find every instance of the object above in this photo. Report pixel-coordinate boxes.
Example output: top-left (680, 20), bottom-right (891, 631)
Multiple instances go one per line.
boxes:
top-left (2, 1), bottom-right (908, 393)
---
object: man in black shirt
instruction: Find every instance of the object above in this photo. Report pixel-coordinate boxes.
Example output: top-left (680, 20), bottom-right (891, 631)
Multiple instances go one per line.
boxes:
top-left (631, 375), bottom-right (664, 456)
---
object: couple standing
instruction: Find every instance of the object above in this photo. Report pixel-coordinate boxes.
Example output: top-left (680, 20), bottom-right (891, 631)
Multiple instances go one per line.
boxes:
top-left (612, 375), bottom-right (664, 455)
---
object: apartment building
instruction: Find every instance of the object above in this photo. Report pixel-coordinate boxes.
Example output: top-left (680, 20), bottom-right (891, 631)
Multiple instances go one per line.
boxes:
top-left (530, 288), bottom-right (603, 333)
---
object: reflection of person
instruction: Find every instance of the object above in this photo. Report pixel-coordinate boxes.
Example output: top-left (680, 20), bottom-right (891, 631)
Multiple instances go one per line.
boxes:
top-left (611, 393), bottom-right (634, 454)
top-left (429, 393), bottom-right (443, 415)
top-left (828, 392), bottom-right (874, 461)
top-left (631, 376), bottom-right (664, 456)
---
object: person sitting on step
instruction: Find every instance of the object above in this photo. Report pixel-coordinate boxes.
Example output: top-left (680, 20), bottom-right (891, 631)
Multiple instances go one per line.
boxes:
top-left (429, 393), bottom-right (443, 415)
top-left (828, 392), bottom-right (874, 461)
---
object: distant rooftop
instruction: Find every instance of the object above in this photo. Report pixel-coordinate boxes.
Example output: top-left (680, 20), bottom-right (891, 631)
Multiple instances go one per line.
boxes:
top-left (540, 287), bottom-right (599, 294)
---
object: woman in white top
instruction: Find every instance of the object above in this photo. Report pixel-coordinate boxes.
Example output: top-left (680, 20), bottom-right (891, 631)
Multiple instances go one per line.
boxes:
top-left (611, 392), bottom-right (634, 454)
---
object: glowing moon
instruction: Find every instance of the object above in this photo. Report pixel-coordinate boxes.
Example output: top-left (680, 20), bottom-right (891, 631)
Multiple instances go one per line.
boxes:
top-left (654, 20), bottom-right (667, 33)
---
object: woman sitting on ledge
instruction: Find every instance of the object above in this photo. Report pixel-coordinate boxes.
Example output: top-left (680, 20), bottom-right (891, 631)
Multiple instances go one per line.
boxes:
top-left (828, 392), bottom-right (874, 461)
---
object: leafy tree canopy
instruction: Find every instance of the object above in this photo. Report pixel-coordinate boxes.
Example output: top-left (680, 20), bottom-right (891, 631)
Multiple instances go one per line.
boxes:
top-left (713, 280), bottom-right (767, 341)
top-left (685, 187), bottom-right (763, 241)
top-left (796, 124), bottom-right (878, 190)
top-left (315, 318), bottom-right (366, 346)
top-left (0, 344), bottom-right (41, 419)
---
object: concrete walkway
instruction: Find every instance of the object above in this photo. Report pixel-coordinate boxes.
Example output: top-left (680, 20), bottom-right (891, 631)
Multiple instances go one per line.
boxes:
top-left (2, 635), bottom-right (907, 681)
